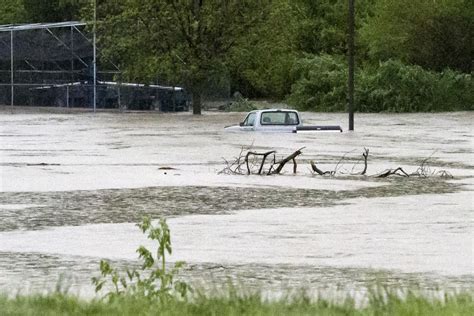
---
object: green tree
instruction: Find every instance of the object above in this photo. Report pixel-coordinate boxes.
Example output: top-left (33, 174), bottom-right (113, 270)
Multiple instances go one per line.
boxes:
top-left (228, 0), bottom-right (298, 99)
top-left (0, 0), bottom-right (25, 24)
top-left (96, 0), bottom-right (273, 115)
top-left (292, 0), bottom-right (375, 56)
top-left (360, 0), bottom-right (473, 72)
top-left (21, 0), bottom-right (81, 23)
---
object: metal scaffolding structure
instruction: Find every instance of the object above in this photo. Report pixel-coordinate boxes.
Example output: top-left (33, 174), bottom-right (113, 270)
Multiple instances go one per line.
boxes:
top-left (0, 21), bottom-right (189, 112)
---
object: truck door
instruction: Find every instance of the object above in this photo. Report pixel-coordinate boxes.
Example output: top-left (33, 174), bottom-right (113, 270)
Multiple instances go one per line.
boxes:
top-left (241, 112), bottom-right (256, 131)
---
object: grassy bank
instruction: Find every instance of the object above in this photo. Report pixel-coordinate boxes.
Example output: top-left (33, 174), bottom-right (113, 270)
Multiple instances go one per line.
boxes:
top-left (1, 289), bottom-right (473, 316)
top-left (3, 219), bottom-right (472, 315)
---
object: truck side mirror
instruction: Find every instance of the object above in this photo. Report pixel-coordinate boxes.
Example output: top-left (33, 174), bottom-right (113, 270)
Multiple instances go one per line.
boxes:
top-left (239, 122), bottom-right (244, 126)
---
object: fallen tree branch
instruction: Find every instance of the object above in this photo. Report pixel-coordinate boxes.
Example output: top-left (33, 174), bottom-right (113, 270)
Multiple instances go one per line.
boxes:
top-left (375, 167), bottom-right (410, 178)
top-left (219, 146), bottom-right (252, 175)
top-left (333, 149), bottom-right (356, 174)
top-left (438, 170), bottom-right (454, 178)
top-left (245, 150), bottom-right (276, 175)
top-left (272, 147), bottom-right (305, 174)
top-left (348, 147), bottom-right (370, 175)
top-left (310, 161), bottom-right (334, 176)
top-left (221, 147), bottom-right (453, 179)
top-left (411, 151), bottom-right (438, 177)
top-left (360, 148), bottom-right (369, 175)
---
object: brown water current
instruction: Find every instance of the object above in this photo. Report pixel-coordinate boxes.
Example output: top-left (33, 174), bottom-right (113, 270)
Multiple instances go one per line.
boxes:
top-left (0, 107), bottom-right (473, 296)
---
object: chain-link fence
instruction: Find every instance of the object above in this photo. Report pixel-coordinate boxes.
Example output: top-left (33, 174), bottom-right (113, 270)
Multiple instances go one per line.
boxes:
top-left (0, 22), bottom-right (190, 112)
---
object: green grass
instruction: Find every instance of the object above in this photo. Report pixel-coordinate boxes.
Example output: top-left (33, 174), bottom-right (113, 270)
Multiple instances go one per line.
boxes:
top-left (1, 289), bottom-right (473, 316)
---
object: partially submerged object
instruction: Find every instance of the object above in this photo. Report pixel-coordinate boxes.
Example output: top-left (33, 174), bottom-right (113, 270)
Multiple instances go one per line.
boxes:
top-left (224, 109), bottom-right (342, 133)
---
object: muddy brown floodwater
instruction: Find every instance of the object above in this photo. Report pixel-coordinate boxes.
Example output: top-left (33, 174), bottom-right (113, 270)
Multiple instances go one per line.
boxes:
top-left (0, 107), bottom-right (473, 297)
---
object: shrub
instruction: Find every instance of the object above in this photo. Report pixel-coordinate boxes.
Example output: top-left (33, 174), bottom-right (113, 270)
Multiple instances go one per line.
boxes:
top-left (287, 54), bottom-right (347, 111)
top-left (358, 60), bottom-right (437, 112)
top-left (359, 60), bottom-right (473, 112)
top-left (287, 55), bottom-right (473, 112)
top-left (221, 92), bottom-right (258, 112)
top-left (433, 69), bottom-right (473, 111)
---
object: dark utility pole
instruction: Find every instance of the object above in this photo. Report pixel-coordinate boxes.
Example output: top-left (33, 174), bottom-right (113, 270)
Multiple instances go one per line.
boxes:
top-left (348, 0), bottom-right (355, 131)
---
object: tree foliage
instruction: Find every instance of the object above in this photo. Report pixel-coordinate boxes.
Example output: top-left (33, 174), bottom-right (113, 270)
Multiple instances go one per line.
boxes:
top-left (0, 0), bottom-right (82, 24)
top-left (288, 55), bottom-right (473, 112)
top-left (292, 0), bottom-right (375, 56)
top-left (288, 54), bottom-right (347, 111)
top-left (0, 0), bottom-right (25, 24)
top-left (360, 0), bottom-right (473, 72)
top-left (22, 0), bottom-right (81, 22)
top-left (95, 0), bottom-right (272, 114)
top-left (228, 0), bottom-right (298, 99)
top-left (1, 0), bottom-right (471, 112)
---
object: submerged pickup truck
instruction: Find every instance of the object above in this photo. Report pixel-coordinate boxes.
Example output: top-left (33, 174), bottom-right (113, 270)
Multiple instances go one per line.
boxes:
top-left (224, 109), bottom-right (342, 133)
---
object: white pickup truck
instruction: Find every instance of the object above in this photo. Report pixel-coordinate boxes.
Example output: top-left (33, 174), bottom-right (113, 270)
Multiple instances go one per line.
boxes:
top-left (225, 109), bottom-right (342, 133)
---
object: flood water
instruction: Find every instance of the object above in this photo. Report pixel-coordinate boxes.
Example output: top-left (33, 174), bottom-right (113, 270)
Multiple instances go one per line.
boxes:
top-left (0, 107), bottom-right (473, 297)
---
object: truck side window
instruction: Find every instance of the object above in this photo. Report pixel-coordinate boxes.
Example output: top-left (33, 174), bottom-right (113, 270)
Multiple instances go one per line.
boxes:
top-left (243, 113), bottom-right (256, 126)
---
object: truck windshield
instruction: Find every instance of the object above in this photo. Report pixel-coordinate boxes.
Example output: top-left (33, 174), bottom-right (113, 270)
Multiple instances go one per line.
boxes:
top-left (243, 112), bottom-right (256, 126)
top-left (260, 111), bottom-right (299, 125)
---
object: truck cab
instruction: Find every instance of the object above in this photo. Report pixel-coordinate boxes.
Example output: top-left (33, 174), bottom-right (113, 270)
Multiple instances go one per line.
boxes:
top-left (230, 109), bottom-right (302, 133)
top-left (225, 109), bottom-right (342, 133)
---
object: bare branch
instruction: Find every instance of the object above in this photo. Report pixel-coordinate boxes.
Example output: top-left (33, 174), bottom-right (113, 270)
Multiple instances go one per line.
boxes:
top-left (245, 150), bottom-right (276, 175)
top-left (310, 161), bottom-right (334, 176)
top-left (272, 147), bottom-right (305, 174)
top-left (438, 170), bottom-right (453, 178)
top-left (334, 149), bottom-right (356, 174)
top-left (220, 147), bottom-right (453, 180)
top-left (360, 148), bottom-right (369, 175)
top-left (375, 167), bottom-right (410, 178)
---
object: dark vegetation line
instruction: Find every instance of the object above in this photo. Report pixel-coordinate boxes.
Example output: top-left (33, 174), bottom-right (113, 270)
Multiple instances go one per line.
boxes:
top-left (1, 0), bottom-right (472, 113)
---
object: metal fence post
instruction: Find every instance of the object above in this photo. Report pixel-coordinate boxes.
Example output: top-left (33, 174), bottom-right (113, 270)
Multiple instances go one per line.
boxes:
top-left (10, 29), bottom-right (14, 109)
top-left (66, 85), bottom-right (70, 108)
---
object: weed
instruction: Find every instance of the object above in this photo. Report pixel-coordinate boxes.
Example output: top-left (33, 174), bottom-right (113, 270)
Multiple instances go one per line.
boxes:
top-left (91, 217), bottom-right (190, 301)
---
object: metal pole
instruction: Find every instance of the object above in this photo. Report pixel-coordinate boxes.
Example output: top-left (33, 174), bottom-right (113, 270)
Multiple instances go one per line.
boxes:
top-left (93, 0), bottom-right (97, 112)
top-left (70, 26), bottom-right (74, 107)
top-left (66, 86), bottom-right (70, 108)
top-left (117, 86), bottom-right (122, 111)
top-left (172, 87), bottom-right (176, 112)
top-left (10, 30), bottom-right (14, 109)
top-left (348, 0), bottom-right (355, 131)
top-left (70, 26), bottom-right (74, 77)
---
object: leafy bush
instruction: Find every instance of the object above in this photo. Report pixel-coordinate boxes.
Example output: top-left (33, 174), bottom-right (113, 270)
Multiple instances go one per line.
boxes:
top-left (358, 60), bottom-right (437, 112)
top-left (287, 54), bottom-right (347, 111)
top-left (220, 92), bottom-right (258, 112)
top-left (359, 60), bottom-right (473, 112)
top-left (433, 69), bottom-right (473, 111)
top-left (288, 55), bottom-right (473, 112)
